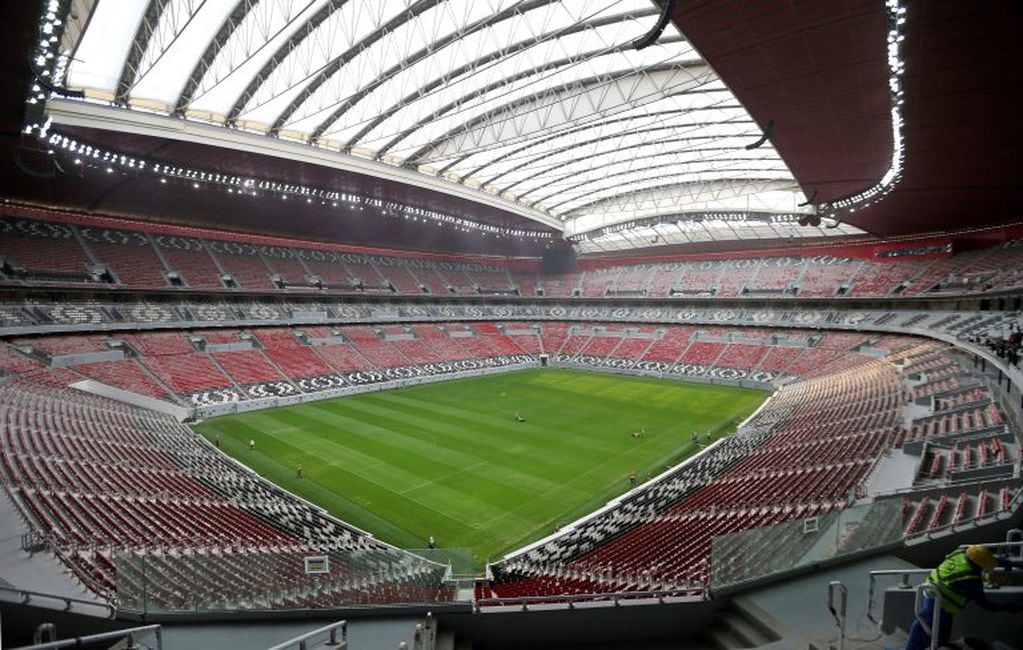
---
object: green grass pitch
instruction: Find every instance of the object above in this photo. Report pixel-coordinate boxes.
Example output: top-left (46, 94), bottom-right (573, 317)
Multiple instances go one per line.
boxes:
top-left (194, 368), bottom-right (767, 567)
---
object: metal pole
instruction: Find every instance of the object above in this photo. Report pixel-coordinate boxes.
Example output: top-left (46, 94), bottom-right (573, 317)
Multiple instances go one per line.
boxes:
top-left (914, 583), bottom-right (942, 650)
top-left (827, 581), bottom-right (847, 650)
top-left (1006, 529), bottom-right (1022, 557)
top-left (266, 621), bottom-right (347, 650)
top-left (10, 624), bottom-right (162, 650)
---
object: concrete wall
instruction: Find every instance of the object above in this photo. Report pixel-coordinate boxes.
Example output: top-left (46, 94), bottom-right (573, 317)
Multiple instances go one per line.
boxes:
top-left (71, 380), bottom-right (194, 422)
top-left (439, 597), bottom-right (718, 649)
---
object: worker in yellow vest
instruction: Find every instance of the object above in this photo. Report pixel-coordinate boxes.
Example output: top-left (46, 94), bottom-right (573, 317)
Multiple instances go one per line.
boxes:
top-left (905, 545), bottom-right (1021, 649)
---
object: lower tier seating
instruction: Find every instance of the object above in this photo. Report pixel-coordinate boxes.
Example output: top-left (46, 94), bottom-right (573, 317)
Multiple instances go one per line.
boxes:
top-left (1, 323), bottom-right (1018, 606)
top-left (0, 376), bottom-right (454, 609)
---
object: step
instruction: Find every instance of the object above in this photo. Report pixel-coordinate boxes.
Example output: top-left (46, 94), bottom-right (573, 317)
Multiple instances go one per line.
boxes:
top-left (707, 622), bottom-right (747, 650)
top-left (732, 598), bottom-right (788, 642)
top-left (719, 612), bottom-right (773, 647)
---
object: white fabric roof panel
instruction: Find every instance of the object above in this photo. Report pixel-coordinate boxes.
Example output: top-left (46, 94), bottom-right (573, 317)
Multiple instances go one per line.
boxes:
top-left (59, 0), bottom-right (819, 241)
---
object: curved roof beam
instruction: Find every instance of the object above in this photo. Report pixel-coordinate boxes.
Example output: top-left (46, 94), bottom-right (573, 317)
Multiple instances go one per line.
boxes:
top-left (363, 41), bottom-right (693, 162)
top-left (228, 0), bottom-right (442, 125)
top-left (181, 0), bottom-right (336, 116)
top-left (490, 109), bottom-right (746, 193)
top-left (562, 178), bottom-right (800, 218)
top-left (500, 126), bottom-right (763, 193)
top-left (541, 162), bottom-right (791, 212)
top-left (114, 0), bottom-right (172, 102)
top-left (177, 0), bottom-right (285, 112)
top-left (451, 108), bottom-right (726, 181)
top-left (311, 4), bottom-right (653, 147)
top-left (272, 0), bottom-right (525, 133)
top-left (396, 62), bottom-right (703, 168)
top-left (526, 150), bottom-right (776, 208)
top-left (431, 53), bottom-right (704, 178)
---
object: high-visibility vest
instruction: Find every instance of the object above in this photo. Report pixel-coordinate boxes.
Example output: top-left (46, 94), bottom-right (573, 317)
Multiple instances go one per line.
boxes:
top-left (927, 549), bottom-right (980, 613)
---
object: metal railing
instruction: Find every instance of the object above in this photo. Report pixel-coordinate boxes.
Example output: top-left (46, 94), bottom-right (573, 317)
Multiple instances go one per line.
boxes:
top-left (266, 620), bottom-right (346, 650)
top-left (867, 529), bottom-right (1023, 635)
top-left (474, 587), bottom-right (705, 611)
top-left (9, 624), bottom-right (161, 650)
top-left (957, 528), bottom-right (1023, 557)
top-left (865, 568), bottom-right (931, 626)
top-left (0, 585), bottom-right (116, 618)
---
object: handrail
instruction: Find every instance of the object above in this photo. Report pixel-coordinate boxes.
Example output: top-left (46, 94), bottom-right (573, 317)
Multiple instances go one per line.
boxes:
top-left (1007, 529), bottom-right (1023, 556)
top-left (957, 528), bottom-right (1023, 556)
top-left (266, 620), bottom-right (346, 650)
top-left (0, 584), bottom-right (116, 618)
top-left (9, 624), bottom-right (161, 650)
top-left (869, 530), bottom-right (1023, 634)
top-left (866, 569), bottom-right (931, 625)
top-left (474, 587), bottom-right (705, 610)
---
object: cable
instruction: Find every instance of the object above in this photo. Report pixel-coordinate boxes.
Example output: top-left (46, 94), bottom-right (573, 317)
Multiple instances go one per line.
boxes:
top-left (744, 119), bottom-right (774, 150)
top-left (632, 0), bottom-right (677, 49)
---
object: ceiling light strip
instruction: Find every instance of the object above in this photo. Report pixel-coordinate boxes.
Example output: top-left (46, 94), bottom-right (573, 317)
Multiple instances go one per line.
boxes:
top-left (24, 0), bottom-right (75, 138)
top-left (818, 0), bottom-right (907, 217)
top-left (46, 132), bottom-right (554, 240)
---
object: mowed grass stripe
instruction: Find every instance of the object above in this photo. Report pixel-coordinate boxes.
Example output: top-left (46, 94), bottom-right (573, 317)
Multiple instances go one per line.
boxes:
top-left (216, 414), bottom-right (478, 532)
top-left (351, 396), bottom-right (611, 485)
top-left (308, 398), bottom-right (562, 506)
top-left (195, 368), bottom-right (767, 568)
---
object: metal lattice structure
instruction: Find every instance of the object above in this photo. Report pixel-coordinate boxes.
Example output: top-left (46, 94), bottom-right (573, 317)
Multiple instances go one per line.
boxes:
top-left (60, 0), bottom-right (832, 243)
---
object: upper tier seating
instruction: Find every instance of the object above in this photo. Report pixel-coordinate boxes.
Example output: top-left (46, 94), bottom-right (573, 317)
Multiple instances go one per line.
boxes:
top-left (259, 246), bottom-right (312, 287)
top-left (6, 209), bottom-right (1023, 299)
top-left (152, 236), bottom-right (224, 289)
top-left (208, 243), bottom-right (277, 291)
top-left (798, 262), bottom-right (857, 297)
top-left (0, 218), bottom-right (94, 284)
top-left (77, 227), bottom-right (170, 288)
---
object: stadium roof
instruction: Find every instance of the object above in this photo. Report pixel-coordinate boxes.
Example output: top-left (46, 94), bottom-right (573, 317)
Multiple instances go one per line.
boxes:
top-left (40, 0), bottom-right (827, 244)
top-left (4, 1), bottom-right (1021, 255)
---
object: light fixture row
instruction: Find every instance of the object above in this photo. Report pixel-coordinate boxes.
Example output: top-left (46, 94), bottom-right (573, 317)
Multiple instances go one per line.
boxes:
top-left (47, 132), bottom-right (555, 240)
top-left (566, 211), bottom-right (813, 242)
top-left (817, 0), bottom-right (907, 218)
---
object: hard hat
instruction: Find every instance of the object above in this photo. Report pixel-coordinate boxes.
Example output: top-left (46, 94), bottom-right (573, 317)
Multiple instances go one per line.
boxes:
top-left (965, 545), bottom-right (998, 571)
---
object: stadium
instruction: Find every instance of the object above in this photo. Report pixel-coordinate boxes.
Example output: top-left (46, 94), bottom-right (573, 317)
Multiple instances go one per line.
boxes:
top-left (0, 1), bottom-right (1021, 648)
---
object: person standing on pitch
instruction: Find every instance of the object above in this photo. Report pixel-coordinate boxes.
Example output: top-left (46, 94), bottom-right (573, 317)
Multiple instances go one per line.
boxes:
top-left (905, 544), bottom-right (1022, 650)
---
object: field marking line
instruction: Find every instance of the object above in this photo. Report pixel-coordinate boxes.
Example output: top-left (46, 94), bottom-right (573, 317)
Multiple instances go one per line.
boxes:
top-left (472, 445), bottom-right (654, 530)
top-left (264, 424), bottom-right (304, 435)
top-left (305, 400), bottom-right (486, 466)
top-left (399, 459), bottom-right (492, 495)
